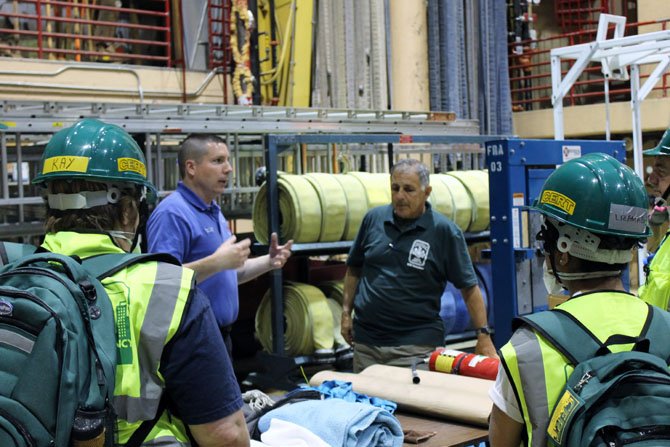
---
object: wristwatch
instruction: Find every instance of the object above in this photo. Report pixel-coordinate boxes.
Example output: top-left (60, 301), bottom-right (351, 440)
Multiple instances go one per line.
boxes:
top-left (474, 326), bottom-right (492, 335)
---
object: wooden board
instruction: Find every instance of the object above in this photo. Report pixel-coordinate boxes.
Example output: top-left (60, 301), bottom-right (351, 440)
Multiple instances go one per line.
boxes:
top-left (396, 412), bottom-right (488, 447)
top-left (309, 365), bottom-right (493, 427)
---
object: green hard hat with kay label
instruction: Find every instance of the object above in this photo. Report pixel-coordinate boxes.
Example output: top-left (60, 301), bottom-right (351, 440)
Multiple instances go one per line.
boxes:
top-left (32, 118), bottom-right (156, 202)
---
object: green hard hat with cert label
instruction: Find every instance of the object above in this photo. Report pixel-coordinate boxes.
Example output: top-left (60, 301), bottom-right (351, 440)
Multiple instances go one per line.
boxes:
top-left (643, 128), bottom-right (670, 156)
top-left (529, 152), bottom-right (650, 238)
top-left (32, 118), bottom-right (156, 202)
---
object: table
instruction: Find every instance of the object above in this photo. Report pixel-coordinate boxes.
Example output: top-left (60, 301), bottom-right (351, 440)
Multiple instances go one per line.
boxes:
top-left (396, 412), bottom-right (489, 447)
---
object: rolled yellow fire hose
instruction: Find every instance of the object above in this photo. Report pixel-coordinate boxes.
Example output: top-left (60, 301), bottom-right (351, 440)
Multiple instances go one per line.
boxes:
top-left (325, 297), bottom-right (350, 349)
top-left (303, 173), bottom-right (347, 242)
top-left (447, 170), bottom-right (490, 232)
top-left (318, 279), bottom-right (344, 305)
top-left (253, 174), bottom-right (322, 244)
top-left (435, 174), bottom-right (472, 232)
top-left (428, 173), bottom-right (454, 220)
top-left (255, 282), bottom-right (334, 356)
top-left (347, 172), bottom-right (391, 209)
top-left (331, 173), bottom-right (368, 241)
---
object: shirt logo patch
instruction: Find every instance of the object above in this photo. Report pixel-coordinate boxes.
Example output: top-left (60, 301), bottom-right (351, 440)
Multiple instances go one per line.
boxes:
top-left (407, 240), bottom-right (430, 270)
top-left (204, 226), bottom-right (215, 234)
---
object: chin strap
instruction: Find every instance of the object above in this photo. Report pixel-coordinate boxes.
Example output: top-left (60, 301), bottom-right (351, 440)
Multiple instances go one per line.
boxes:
top-left (130, 198), bottom-right (150, 253)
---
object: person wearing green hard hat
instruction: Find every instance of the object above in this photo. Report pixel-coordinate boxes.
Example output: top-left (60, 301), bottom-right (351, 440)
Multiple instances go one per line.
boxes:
top-left (33, 119), bottom-right (250, 446)
top-left (643, 128), bottom-right (670, 230)
top-left (640, 128), bottom-right (670, 311)
top-left (32, 117), bottom-right (156, 253)
top-left (489, 153), bottom-right (670, 446)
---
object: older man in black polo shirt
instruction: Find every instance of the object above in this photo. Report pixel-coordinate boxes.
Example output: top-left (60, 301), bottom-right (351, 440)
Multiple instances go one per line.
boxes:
top-left (340, 159), bottom-right (497, 372)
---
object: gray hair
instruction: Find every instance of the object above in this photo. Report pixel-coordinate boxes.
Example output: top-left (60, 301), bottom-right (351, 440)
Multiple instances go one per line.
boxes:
top-left (178, 134), bottom-right (227, 178)
top-left (391, 159), bottom-right (430, 189)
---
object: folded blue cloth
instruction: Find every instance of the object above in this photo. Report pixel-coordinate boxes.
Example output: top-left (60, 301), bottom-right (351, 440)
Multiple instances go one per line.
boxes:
top-left (258, 399), bottom-right (403, 447)
top-left (301, 380), bottom-right (397, 413)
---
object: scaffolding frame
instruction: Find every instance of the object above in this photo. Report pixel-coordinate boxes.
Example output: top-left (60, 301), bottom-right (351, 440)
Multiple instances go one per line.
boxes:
top-left (551, 14), bottom-right (670, 283)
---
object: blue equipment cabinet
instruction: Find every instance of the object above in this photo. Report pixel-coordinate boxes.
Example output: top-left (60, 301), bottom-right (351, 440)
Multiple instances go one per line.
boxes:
top-left (487, 139), bottom-right (627, 348)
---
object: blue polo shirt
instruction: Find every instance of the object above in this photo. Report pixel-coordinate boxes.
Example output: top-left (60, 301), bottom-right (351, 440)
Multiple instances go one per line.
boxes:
top-left (147, 182), bottom-right (239, 327)
top-left (347, 203), bottom-right (478, 346)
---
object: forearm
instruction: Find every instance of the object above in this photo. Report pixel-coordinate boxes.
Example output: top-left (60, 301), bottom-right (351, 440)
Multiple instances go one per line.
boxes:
top-left (342, 266), bottom-right (361, 315)
top-left (189, 409), bottom-right (250, 447)
top-left (237, 255), bottom-right (271, 284)
top-left (461, 284), bottom-right (488, 328)
top-left (461, 283), bottom-right (498, 357)
top-left (184, 254), bottom-right (222, 283)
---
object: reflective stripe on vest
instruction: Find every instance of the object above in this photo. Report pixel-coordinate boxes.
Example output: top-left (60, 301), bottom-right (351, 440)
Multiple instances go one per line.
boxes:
top-left (502, 326), bottom-right (551, 446)
top-left (500, 292), bottom-right (651, 447)
top-left (106, 260), bottom-right (193, 444)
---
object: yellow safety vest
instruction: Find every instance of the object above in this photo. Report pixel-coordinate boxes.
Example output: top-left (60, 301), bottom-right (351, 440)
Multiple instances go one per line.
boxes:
top-left (499, 291), bottom-right (650, 447)
top-left (640, 232), bottom-right (670, 310)
top-left (42, 232), bottom-right (194, 445)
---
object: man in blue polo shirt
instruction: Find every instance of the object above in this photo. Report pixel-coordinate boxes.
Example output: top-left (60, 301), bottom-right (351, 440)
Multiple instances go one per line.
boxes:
top-left (147, 134), bottom-right (293, 354)
top-left (341, 158), bottom-right (497, 372)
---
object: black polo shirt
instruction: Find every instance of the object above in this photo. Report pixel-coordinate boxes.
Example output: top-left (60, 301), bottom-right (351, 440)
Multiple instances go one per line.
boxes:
top-left (347, 203), bottom-right (478, 346)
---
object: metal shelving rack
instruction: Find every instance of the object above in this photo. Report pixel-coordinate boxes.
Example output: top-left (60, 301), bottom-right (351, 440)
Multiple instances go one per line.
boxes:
top-left (0, 100), bottom-right (483, 241)
top-left (253, 133), bottom-right (502, 387)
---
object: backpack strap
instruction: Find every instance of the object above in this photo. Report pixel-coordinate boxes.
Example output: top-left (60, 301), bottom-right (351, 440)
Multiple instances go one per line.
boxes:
top-left (642, 304), bottom-right (670, 363)
top-left (516, 310), bottom-right (602, 365)
top-left (517, 304), bottom-right (670, 366)
top-left (81, 253), bottom-right (180, 280)
top-left (124, 394), bottom-right (168, 447)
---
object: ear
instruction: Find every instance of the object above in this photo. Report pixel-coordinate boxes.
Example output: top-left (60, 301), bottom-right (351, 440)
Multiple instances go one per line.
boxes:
top-left (424, 185), bottom-right (432, 199)
top-left (119, 204), bottom-right (140, 232)
top-left (185, 159), bottom-right (197, 178)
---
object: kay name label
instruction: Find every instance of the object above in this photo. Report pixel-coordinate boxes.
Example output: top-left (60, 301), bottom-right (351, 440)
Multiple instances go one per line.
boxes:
top-left (42, 156), bottom-right (89, 174)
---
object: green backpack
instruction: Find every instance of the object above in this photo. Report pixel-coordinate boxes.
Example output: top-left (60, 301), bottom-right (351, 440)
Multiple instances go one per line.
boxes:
top-left (519, 306), bottom-right (670, 447)
top-left (0, 248), bottom-right (175, 447)
top-left (0, 242), bottom-right (37, 266)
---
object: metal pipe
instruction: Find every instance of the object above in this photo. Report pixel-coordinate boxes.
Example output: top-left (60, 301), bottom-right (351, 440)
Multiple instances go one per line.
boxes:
top-left (19, 0), bottom-right (168, 17)
top-left (16, 134), bottom-right (24, 224)
top-left (0, 64), bottom-right (144, 104)
top-left (189, 2), bottom-right (209, 68)
top-left (1, 133), bottom-right (8, 200)
top-left (0, 65), bottom-right (224, 104)
top-left (0, 28), bottom-right (169, 48)
top-left (0, 11), bottom-right (168, 31)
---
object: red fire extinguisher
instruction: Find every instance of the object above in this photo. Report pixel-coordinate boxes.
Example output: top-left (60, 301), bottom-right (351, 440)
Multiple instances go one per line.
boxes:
top-left (428, 348), bottom-right (499, 381)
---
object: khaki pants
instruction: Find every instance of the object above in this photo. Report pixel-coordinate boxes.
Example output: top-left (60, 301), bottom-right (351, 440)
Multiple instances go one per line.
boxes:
top-left (353, 343), bottom-right (437, 373)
